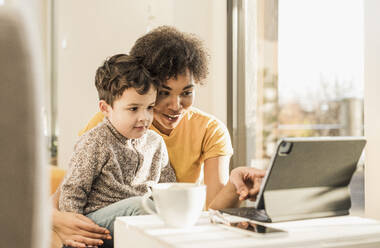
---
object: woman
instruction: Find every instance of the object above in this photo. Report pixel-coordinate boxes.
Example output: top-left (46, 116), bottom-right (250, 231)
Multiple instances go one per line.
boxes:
top-left (52, 26), bottom-right (265, 248)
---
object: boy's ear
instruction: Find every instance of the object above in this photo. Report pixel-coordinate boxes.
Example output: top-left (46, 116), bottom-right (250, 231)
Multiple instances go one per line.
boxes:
top-left (99, 100), bottom-right (111, 116)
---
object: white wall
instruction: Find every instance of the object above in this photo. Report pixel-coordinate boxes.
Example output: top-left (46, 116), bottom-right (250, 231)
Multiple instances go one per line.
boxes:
top-left (55, 0), bottom-right (227, 168)
top-left (364, 0), bottom-right (380, 220)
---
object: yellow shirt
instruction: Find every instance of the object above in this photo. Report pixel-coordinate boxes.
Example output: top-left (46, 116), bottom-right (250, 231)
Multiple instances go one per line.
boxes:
top-left (79, 107), bottom-right (233, 183)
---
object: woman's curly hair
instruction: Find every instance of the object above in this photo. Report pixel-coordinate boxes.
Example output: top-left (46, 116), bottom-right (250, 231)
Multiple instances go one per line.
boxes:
top-left (130, 26), bottom-right (209, 84)
top-left (95, 54), bottom-right (159, 106)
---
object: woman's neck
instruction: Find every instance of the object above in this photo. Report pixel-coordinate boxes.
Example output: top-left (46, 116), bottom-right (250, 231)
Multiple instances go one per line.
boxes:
top-left (152, 119), bottom-right (173, 136)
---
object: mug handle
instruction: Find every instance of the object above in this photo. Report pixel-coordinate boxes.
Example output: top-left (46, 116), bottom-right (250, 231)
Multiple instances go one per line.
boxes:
top-left (141, 191), bottom-right (156, 215)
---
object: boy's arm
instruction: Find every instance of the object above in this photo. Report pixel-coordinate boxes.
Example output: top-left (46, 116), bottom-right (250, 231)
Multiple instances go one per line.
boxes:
top-left (59, 140), bottom-right (106, 214)
top-left (158, 139), bottom-right (177, 183)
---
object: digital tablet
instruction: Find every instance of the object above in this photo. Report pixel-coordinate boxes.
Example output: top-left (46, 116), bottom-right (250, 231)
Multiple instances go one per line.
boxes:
top-left (221, 136), bottom-right (366, 222)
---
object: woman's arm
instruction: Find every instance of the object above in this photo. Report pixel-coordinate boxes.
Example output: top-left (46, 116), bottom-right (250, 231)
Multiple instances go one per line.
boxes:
top-left (203, 155), bottom-right (231, 208)
top-left (208, 167), bottom-right (266, 210)
top-left (52, 190), bottom-right (111, 248)
top-left (207, 181), bottom-right (240, 210)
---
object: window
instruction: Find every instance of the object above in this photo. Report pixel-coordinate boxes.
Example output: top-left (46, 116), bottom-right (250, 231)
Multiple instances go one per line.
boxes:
top-left (228, 0), bottom-right (364, 213)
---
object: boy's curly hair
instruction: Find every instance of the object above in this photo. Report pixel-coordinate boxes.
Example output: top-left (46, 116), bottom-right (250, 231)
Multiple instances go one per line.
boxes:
top-left (95, 54), bottom-right (159, 107)
top-left (130, 26), bottom-right (209, 84)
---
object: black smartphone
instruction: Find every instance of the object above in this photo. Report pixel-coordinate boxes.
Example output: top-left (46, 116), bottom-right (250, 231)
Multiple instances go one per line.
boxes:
top-left (229, 221), bottom-right (287, 235)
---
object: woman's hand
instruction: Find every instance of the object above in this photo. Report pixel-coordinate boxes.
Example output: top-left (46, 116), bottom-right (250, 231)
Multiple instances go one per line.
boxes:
top-left (52, 209), bottom-right (111, 248)
top-left (208, 167), bottom-right (266, 210)
top-left (229, 167), bottom-right (266, 201)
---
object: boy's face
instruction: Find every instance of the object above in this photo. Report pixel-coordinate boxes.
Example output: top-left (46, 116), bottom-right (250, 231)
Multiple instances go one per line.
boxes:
top-left (100, 86), bottom-right (157, 139)
top-left (152, 70), bottom-right (194, 135)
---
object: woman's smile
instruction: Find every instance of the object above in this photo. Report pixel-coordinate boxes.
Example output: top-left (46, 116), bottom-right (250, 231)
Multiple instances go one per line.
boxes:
top-left (162, 112), bottom-right (181, 122)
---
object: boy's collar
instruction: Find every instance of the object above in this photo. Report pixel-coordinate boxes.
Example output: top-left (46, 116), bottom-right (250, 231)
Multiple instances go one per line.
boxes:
top-left (103, 117), bottom-right (144, 145)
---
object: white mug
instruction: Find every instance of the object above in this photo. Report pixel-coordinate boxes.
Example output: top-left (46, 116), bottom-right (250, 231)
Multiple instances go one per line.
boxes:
top-left (142, 183), bottom-right (206, 228)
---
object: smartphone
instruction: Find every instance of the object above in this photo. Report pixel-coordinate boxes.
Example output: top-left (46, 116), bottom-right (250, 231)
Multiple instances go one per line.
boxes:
top-left (228, 221), bottom-right (287, 235)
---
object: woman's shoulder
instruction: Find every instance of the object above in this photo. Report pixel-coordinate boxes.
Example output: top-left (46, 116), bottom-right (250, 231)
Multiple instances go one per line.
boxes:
top-left (186, 108), bottom-right (232, 155)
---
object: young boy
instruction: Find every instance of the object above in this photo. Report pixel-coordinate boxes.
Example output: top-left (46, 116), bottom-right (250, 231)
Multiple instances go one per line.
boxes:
top-left (58, 54), bottom-right (176, 246)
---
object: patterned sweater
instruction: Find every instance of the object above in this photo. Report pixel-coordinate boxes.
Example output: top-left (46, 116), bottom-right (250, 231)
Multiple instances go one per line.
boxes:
top-left (59, 118), bottom-right (176, 215)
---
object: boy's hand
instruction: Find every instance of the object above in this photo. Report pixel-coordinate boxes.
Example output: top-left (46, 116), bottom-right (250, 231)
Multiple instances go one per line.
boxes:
top-left (229, 167), bottom-right (266, 201)
top-left (53, 210), bottom-right (111, 248)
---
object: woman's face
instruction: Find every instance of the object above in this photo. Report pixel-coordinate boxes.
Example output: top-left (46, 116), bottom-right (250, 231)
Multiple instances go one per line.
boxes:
top-left (153, 70), bottom-right (194, 135)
